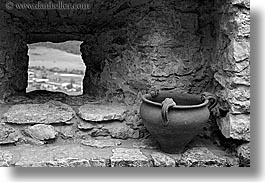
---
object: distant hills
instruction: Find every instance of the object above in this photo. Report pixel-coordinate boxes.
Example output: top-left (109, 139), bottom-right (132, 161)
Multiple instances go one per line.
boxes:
top-left (28, 41), bottom-right (82, 55)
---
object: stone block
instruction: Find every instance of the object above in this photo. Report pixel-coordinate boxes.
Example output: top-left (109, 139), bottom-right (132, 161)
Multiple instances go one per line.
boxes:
top-left (179, 147), bottom-right (239, 167)
top-left (233, 40), bottom-right (250, 63)
top-left (218, 113), bottom-right (250, 141)
top-left (110, 148), bottom-right (152, 167)
top-left (0, 151), bottom-right (13, 167)
top-left (78, 103), bottom-right (127, 122)
top-left (3, 101), bottom-right (75, 124)
top-left (151, 152), bottom-right (176, 167)
top-left (23, 124), bottom-right (57, 141)
top-left (0, 123), bottom-right (18, 144)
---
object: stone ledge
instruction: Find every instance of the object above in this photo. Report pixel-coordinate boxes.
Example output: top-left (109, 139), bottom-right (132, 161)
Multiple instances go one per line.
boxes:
top-left (0, 139), bottom-right (239, 167)
top-left (3, 101), bottom-right (75, 124)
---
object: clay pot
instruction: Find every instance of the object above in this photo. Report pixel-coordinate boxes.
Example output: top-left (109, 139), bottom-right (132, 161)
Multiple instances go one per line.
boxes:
top-left (140, 90), bottom-right (217, 154)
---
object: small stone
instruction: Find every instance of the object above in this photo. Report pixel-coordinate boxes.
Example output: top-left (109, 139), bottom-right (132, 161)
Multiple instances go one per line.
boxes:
top-left (3, 101), bottom-right (75, 124)
top-left (105, 122), bottom-right (140, 139)
top-left (23, 124), bottom-right (57, 141)
top-left (55, 125), bottom-right (76, 139)
top-left (77, 121), bottom-right (95, 130)
top-left (151, 152), bottom-right (176, 167)
top-left (180, 147), bottom-right (239, 167)
top-left (18, 137), bottom-right (45, 146)
top-left (233, 40), bottom-right (250, 62)
top-left (218, 113), bottom-right (250, 141)
top-left (0, 123), bottom-right (18, 144)
top-left (236, 143), bottom-right (250, 167)
top-left (78, 103), bottom-right (127, 122)
top-left (110, 148), bottom-right (152, 167)
top-left (0, 151), bottom-right (13, 167)
top-left (81, 138), bottom-right (121, 148)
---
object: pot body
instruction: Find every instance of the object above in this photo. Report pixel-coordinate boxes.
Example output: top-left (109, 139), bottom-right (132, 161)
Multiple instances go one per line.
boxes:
top-left (140, 92), bottom-right (213, 154)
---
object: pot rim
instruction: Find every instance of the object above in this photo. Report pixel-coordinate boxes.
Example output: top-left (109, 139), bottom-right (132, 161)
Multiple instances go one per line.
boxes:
top-left (142, 93), bottom-right (209, 109)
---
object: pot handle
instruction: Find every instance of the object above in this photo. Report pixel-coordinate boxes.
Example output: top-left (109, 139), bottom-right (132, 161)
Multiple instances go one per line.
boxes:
top-left (201, 92), bottom-right (217, 111)
top-left (161, 98), bottom-right (177, 127)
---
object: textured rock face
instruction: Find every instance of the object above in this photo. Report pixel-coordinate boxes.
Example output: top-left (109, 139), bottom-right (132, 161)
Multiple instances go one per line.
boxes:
top-left (151, 152), bottom-right (176, 167)
top-left (81, 138), bottom-right (121, 148)
top-left (0, 0), bottom-right (251, 167)
top-left (0, 0), bottom-right (215, 102)
top-left (212, 0), bottom-right (250, 142)
top-left (179, 147), bottom-right (239, 167)
top-left (0, 123), bottom-right (18, 144)
top-left (23, 124), bottom-right (57, 141)
top-left (3, 101), bottom-right (75, 124)
top-left (0, 151), bottom-right (13, 167)
top-left (78, 103), bottom-right (127, 122)
top-left (218, 113), bottom-right (250, 141)
top-left (110, 148), bottom-right (152, 167)
top-left (236, 143), bottom-right (250, 167)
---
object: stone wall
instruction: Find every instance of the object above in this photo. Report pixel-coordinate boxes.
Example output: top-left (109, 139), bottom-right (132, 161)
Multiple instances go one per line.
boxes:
top-left (0, 0), bottom-right (250, 166)
top-left (212, 0), bottom-right (250, 165)
top-left (0, 0), bottom-right (216, 102)
top-left (212, 0), bottom-right (250, 141)
top-left (81, 0), bottom-right (216, 103)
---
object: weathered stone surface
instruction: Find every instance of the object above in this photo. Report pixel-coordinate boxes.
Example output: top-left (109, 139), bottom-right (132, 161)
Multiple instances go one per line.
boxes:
top-left (11, 144), bottom-right (112, 167)
top-left (233, 40), bottom-right (250, 63)
top-left (236, 143), bottom-right (250, 167)
top-left (212, 0), bottom-right (250, 145)
top-left (232, 0), bottom-right (250, 9)
top-left (77, 120), bottom-right (96, 130)
top-left (81, 138), bottom-right (121, 148)
top-left (3, 101), bottom-right (75, 124)
top-left (180, 147), bottom-right (239, 167)
top-left (0, 151), bottom-right (13, 167)
top-left (106, 122), bottom-right (140, 139)
top-left (0, 123), bottom-right (18, 144)
top-left (15, 158), bottom-right (91, 167)
top-left (218, 113), bottom-right (250, 141)
top-left (110, 148), bottom-right (152, 167)
top-left (23, 124), bottom-right (57, 141)
top-left (151, 152), bottom-right (176, 167)
top-left (132, 138), bottom-right (160, 149)
top-left (55, 125), bottom-right (76, 139)
top-left (89, 158), bottom-right (110, 167)
top-left (78, 103), bottom-right (127, 122)
top-left (87, 121), bottom-right (140, 139)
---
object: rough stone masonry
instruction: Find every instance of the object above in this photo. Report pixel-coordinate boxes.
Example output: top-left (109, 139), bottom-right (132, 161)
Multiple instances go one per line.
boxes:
top-left (0, 0), bottom-right (250, 167)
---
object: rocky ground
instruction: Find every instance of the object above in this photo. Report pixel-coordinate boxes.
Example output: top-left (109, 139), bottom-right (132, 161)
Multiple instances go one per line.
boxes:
top-left (0, 91), bottom-right (246, 167)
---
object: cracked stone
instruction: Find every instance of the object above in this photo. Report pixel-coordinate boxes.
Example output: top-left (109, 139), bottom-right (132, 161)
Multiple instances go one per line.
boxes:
top-left (0, 123), bottom-right (18, 144)
top-left (110, 148), bottom-right (152, 167)
top-left (218, 113), bottom-right (250, 141)
top-left (78, 103), bottom-right (127, 122)
top-left (151, 152), bottom-right (176, 167)
top-left (0, 151), bottom-right (13, 167)
top-left (180, 147), bottom-right (239, 167)
top-left (23, 124), bottom-right (57, 141)
top-left (3, 101), bottom-right (75, 124)
top-left (81, 138), bottom-right (121, 148)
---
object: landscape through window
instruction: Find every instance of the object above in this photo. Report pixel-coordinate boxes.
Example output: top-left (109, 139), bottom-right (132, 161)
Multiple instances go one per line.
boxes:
top-left (26, 41), bottom-right (85, 95)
